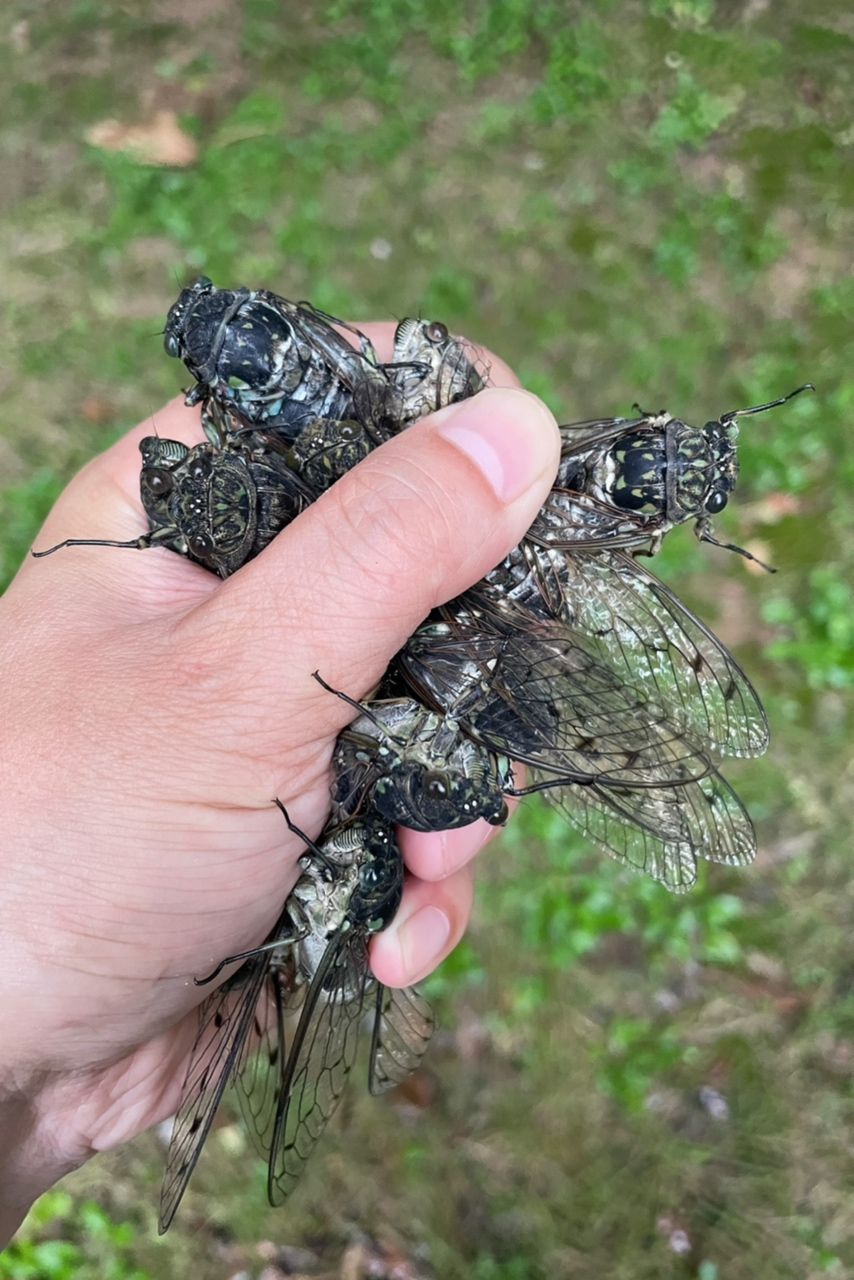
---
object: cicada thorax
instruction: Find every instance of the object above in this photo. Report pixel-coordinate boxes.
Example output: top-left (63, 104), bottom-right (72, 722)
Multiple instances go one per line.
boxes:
top-left (346, 819), bottom-right (405, 932)
top-left (287, 817), bottom-right (404, 1002)
top-left (562, 415), bottom-right (740, 532)
top-left (332, 697), bottom-right (511, 832)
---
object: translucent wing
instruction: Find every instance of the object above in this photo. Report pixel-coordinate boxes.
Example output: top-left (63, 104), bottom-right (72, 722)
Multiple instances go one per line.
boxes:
top-left (557, 414), bottom-right (644, 448)
top-left (158, 907), bottom-right (293, 1232)
top-left (330, 735), bottom-right (384, 821)
top-left (527, 488), bottom-right (659, 552)
top-left (231, 951), bottom-right (297, 1163)
top-left (543, 764), bottom-right (756, 893)
top-left (547, 782), bottom-right (699, 892)
top-left (401, 621), bottom-right (713, 788)
top-left (369, 984), bottom-right (436, 1095)
top-left (482, 546), bottom-right (768, 758)
top-left (267, 927), bottom-right (373, 1205)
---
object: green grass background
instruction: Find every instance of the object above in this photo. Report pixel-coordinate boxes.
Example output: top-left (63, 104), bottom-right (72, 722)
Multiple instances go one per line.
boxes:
top-left (1, 1), bottom-right (852, 1277)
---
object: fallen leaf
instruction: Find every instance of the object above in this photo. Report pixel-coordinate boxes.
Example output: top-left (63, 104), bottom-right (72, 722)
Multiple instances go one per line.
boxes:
top-left (79, 395), bottom-right (113, 425)
top-left (86, 110), bottom-right (198, 167)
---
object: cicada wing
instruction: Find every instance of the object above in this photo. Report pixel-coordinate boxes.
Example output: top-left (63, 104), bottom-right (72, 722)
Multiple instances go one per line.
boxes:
top-left (685, 770), bottom-right (757, 868)
top-left (521, 547), bottom-right (769, 759)
top-left (543, 781), bottom-right (699, 893)
top-left (536, 761), bottom-right (756, 894)
top-left (158, 910), bottom-right (291, 1232)
top-left (231, 951), bottom-right (299, 1164)
top-left (527, 488), bottom-right (656, 552)
top-left (267, 927), bottom-right (372, 1206)
top-left (558, 414), bottom-right (641, 442)
top-left (369, 984), bottom-right (436, 1096)
top-left (402, 618), bottom-right (713, 789)
top-left (331, 733), bottom-right (384, 820)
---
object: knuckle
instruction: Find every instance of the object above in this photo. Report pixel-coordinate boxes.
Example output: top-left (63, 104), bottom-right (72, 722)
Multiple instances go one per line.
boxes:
top-left (324, 457), bottom-right (458, 597)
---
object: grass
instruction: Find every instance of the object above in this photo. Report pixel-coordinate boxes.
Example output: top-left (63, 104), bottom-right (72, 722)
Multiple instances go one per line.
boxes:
top-left (1, 0), bottom-right (853, 1275)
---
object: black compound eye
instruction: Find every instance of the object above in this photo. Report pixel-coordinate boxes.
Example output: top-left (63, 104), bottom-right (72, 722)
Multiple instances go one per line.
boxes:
top-left (188, 531), bottom-right (215, 557)
top-left (189, 456), bottom-right (212, 482)
top-left (360, 863), bottom-right (382, 890)
top-left (425, 772), bottom-right (448, 798)
top-left (489, 800), bottom-right (509, 826)
top-left (425, 321), bottom-right (448, 343)
top-left (705, 490), bottom-right (728, 514)
top-left (164, 333), bottom-right (180, 358)
top-left (144, 468), bottom-right (173, 497)
top-left (339, 422), bottom-right (359, 441)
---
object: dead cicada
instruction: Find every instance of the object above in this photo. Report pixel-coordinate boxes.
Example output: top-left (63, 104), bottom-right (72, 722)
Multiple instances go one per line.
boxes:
top-left (534, 384), bottom-right (814, 569)
top-left (159, 811), bottom-right (433, 1231)
top-left (164, 277), bottom-right (404, 443)
top-left (33, 431), bottom-right (315, 578)
top-left (326, 619), bottom-right (756, 895)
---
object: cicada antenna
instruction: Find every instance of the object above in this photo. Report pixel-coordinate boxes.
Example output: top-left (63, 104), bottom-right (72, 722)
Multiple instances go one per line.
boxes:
top-left (722, 383), bottom-right (815, 425)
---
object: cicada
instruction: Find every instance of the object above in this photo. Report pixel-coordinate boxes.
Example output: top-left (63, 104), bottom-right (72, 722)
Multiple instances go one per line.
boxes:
top-left (159, 812), bottom-right (433, 1231)
top-left (326, 624), bottom-right (756, 895)
top-left (387, 317), bottom-right (486, 420)
top-left (284, 319), bottom-right (486, 489)
top-left (164, 277), bottom-right (404, 442)
top-left (33, 431), bottom-right (315, 578)
top-left (533, 384), bottom-right (814, 567)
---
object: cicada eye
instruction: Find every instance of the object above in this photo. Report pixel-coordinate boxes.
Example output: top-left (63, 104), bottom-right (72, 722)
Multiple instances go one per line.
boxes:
top-left (189, 455), bottom-right (212, 482)
top-left (425, 321), bottom-right (448, 344)
top-left (144, 468), bottom-right (173, 497)
top-left (339, 422), bottom-right (359, 441)
top-left (164, 333), bottom-right (181, 358)
top-left (489, 800), bottom-right (509, 826)
top-left (425, 772), bottom-right (449, 798)
top-left (188, 531), bottom-right (215, 557)
top-left (705, 490), bottom-right (728, 514)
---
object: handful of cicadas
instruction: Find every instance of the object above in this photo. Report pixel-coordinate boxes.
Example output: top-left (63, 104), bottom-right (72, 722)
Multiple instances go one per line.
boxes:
top-left (33, 275), bottom-right (812, 1229)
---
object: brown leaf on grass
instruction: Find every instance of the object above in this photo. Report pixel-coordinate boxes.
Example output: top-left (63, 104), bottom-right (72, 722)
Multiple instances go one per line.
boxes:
top-left (85, 110), bottom-right (198, 167)
top-left (79, 395), bottom-right (113, 425)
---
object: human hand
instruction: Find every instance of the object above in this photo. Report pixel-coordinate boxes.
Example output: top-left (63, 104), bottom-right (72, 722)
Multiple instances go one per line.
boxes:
top-left (0, 324), bottom-right (559, 1239)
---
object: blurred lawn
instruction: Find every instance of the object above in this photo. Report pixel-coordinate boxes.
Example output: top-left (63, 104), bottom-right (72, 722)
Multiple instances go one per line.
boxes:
top-left (1, 1), bottom-right (853, 1277)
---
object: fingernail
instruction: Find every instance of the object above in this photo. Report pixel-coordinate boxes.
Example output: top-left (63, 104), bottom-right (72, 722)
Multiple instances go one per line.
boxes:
top-left (435, 387), bottom-right (559, 504)
top-left (439, 822), bottom-right (494, 873)
top-left (399, 905), bottom-right (451, 977)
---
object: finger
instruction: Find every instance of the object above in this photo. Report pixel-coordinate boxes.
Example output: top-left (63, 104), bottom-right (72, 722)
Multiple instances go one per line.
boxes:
top-left (19, 395), bottom-right (215, 614)
top-left (399, 822), bottom-right (497, 881)
top-left (370, 864), bottom-right (474, 988)
top-left (181, 387), bottom-right (561, 757)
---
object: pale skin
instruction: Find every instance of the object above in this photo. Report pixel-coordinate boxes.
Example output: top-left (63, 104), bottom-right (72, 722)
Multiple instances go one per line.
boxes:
top-left (0, 324), bottom-right (560, 1242)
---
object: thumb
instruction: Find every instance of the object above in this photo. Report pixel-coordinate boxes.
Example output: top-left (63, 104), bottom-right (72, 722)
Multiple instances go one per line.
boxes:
top-left (179, 387), bottom-right (560, 741)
